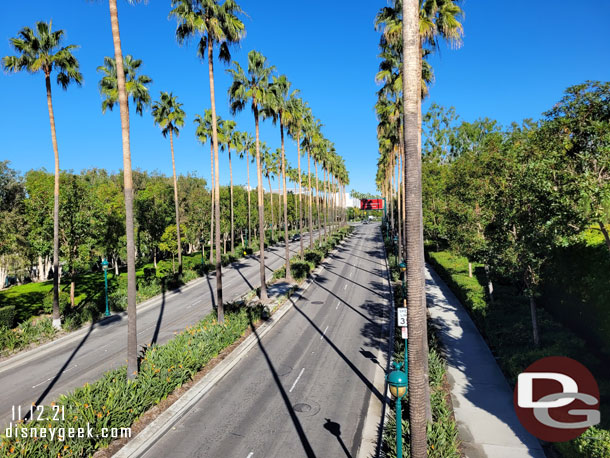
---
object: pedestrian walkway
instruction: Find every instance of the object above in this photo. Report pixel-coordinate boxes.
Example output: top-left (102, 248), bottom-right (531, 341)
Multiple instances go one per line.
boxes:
top-left (425, 265), bottom-right (546, 458)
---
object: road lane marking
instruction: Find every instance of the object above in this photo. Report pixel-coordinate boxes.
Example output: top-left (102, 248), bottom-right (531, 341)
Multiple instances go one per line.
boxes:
top-left (321, 326), bottom-right (329, 340)
top-left (192, 298), bottom-right (202, 305)
top-left (344, 284), bottom-right (347, 290)
top-left (246, 453), bottom-right (254, 458)
top-left (336, 301), bottom-right (340, 310)
top-left (32, 364), bottom-right (78, 389)
top-left (289, 368), bottom-right (305, 393)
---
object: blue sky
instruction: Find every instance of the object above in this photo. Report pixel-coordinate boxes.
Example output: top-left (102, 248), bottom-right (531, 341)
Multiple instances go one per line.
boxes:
top-left (1, 1), bottom-right (609, 195)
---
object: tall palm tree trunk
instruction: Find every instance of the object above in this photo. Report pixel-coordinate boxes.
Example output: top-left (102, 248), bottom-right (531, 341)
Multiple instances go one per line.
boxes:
top-left (297, 135), bottom-right (303, 257)
top-left (254, 106), bottom-right (267, 301)
top-left (280, 121), bottom-right (292, 281)
top-left (169, 127), bottom-right (182, 275)
top-left (315, 160), bottom-right (321, 248)
top-left (247, 153), bottom-right (251, 247)
top-left (207, 37), bottom-right (223, 323)
top-left (277, 167), bottom-right (282, 236)
top-left (209, 142), bottom-right (214, 264)
top-left (229, 147), bottom-right (234, 253)
top-left (45, 74), bottom-right (61, 330)
top-left (109, 0), bottom-right (137, 379)
top-left (323, 167), bottom-right (328, 242)
top-left (307, 149), bottom-right (313, 249)
top-left (403, 0), bottom-right (428, 454)
top-left (268, 174), bottom-right (274, 242)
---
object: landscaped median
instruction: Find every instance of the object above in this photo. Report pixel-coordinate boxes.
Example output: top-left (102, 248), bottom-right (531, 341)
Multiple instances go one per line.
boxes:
top-left (426, 250), bottom-right (610, 458)
top-left (380, 234), bottom-right (461, 457)
top-left (0, 227), bottom-right (321, 358)
top-left (0, 225), bottom-right (353, 458)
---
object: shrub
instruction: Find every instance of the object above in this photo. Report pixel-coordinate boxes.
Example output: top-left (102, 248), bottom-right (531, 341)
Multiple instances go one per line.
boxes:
top-left (0, 305), bottom-right (15, 328)
top-left (0, 304), bottom-right (264, 457)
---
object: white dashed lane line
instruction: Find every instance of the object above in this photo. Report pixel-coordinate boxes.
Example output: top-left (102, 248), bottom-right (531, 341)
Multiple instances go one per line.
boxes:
top-left (289, 368), bottom-right (305, 393)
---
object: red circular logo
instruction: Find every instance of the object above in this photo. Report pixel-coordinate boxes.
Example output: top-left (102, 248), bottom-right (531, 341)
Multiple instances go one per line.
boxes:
top-left (513, 356), bottom-right (600, 442)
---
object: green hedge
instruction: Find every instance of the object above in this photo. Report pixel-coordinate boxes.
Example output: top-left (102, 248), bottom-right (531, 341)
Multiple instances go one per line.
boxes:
top-left (0, 305), bottom-right (15, 328)
top-left (0, 304), bottom-right (263, 457)
top-left (427, 249), bottom-right (610, 458)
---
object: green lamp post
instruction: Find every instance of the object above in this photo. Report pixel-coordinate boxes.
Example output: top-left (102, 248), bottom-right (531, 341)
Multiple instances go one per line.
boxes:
top-left (387, 361), bottom-right (408, 458)
top-left (399, 260), bottom-right (407, 300)
top-left (101, 258), bottom-right (110, 317)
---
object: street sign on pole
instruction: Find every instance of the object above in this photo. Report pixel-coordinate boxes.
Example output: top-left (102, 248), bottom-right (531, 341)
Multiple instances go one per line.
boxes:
top-left (401, 327), bottom-right (408, 339)
top-left (397, 307), bottom-right (407, 327)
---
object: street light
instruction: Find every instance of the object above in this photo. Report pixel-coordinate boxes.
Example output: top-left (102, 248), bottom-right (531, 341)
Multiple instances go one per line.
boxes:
top-left (101, 258), bottom-right (110, 317)
top-left (386, 361), bottom-right (408, 458)
top-left (399, 260), bottom-right (406, 300)
top-left (199, 237), bottom-right (205, 272)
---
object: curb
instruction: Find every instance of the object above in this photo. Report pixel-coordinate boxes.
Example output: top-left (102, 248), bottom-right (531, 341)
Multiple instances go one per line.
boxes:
top-left (358, 224), bottom-right (394, 458)
top-left (113, 231), bottom-right (346, 458)
top-left (0, 231), bottom-right (323, 375)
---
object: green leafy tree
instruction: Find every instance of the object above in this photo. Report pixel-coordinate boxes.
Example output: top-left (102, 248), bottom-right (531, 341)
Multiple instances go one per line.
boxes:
top-left (484, 123), bottom-right (584, 346)
top-left (0, 162), bottom-right (26, 290)
top-left (135, 176), bottom-right (174, 269)
top-left (152, 91), bottom-right (186, 274)
top-left (159, 225), bottom-right (178, 274)
top-left (59, 173), bottom-right (94, 308)
top-left (3, 21), bottom-right (83, 329)
top-left (543, 81), bottom-right (610, 252)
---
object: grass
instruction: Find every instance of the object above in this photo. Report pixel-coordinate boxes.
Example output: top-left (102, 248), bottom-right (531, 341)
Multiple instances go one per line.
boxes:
top-left (0, 224), bottom-right (351, 458)
top-left (427, 249), bottom-right (610, 458)
top-left (0, 303), bottom-right (264, 458)
top-left (0, 228), bottom-right (325, 356)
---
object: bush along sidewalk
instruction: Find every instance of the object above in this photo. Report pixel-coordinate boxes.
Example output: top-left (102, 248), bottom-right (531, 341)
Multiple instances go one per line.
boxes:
top-left (0, 224), bottom-right (352, 458)
top-left (0, 226), bottom-right (326, 358)
top-left (380, 244), bottom-right (461, 458)
top-left (426, 250), bottom-right (610, 458)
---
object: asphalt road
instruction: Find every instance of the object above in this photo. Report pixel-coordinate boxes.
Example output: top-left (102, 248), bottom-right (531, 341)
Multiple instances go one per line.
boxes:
top-left (143, 222), bottom-right (391, 458)
top-left (0, 230), bottom-right (324, 427)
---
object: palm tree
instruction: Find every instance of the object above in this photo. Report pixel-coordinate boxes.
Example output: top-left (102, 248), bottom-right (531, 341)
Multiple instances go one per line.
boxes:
top-left (227, 50), bottom-right (276, 301)
top-left (262, 148), bottom-right (276, 243)
top-left (301, 109), bottom-right (319, 249)
top-left (286, 96), bottom-right (307, 257)
top-left (403, 0), bottom-right (433, 454)
top-left (3, 21), bottom-right (83, 330)
top-left (266, 75), bottom-right (296, 280)
top-left (220, 120), bottom-right (237, 252)
top-left (170, 0), bottom-right (245, 323)
top-left (194, 110), bottom-right (224, 264)
top-left (152, 92), bottom-right (186, 274)
top-left (98, 55), bottom-right (152, 115)
top-left (236, 131), bottom-right (255, 247)
top-left (105, 0), bottom-right (141, 380)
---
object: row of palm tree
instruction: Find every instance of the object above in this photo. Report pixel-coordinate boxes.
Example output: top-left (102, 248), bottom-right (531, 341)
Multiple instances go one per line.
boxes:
top-left (374, 0), bottom-right (463, 455)
top-left (3, 0), bottom-right (349, 381)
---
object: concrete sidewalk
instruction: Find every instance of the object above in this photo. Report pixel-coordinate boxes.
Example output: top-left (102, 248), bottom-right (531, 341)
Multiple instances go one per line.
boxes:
top-left (425, 265), bottom-right (546, 458)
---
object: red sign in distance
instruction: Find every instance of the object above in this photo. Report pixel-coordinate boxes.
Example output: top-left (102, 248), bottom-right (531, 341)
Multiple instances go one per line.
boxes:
top-left (360, 199), bottom-right (383, 210)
